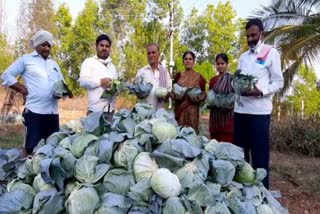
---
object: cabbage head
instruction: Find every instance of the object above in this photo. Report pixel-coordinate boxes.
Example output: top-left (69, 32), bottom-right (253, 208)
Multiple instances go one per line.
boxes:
top-left (152, 122), bottom-right (177, 143)
top-left (66, 185), bottom-right (100, 214)
top-left (133, 152), bottom-right (159, 182)
top-left (187, 87), bottom-right (202, 100)
top-left (150, 168), bottom-right (181, 199)
top-left (70, 134), bottom-right (98, 158)
top-left (155, 87), bottom-right (169, 98)
top-left (163, 197), bottom-right (187, 214)
top-left (75, 155), bottom-right (110, 184)
top-left (210, 160), bottom-right (235, 187)
top-left (32, 174), bottom-right (54, 193)
top-left (205, 202), bottom-right (231, 214)
top-left (96, 193), bottom-right (133, 214)
top-left (234, 162), bottom-right (255, 185)
top-left (113, 140), bottom-right (139, 170)
top-left (172, 83), bottom-right (188, 100)
top-left (174, 154), bottom-right (209, 190)
top-left (256, 204), bottom-right (274, 214)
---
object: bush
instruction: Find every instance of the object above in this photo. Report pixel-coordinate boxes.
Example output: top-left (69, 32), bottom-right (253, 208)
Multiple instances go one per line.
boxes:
top-left (271, 115), bottom-right (320, 156)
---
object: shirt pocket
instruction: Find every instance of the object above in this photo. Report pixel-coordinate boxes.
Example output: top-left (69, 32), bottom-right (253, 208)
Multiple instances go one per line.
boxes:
top-left (49, 66), bottom-right (61, 83)
top-left (25, 62), bottom-right (48, 79)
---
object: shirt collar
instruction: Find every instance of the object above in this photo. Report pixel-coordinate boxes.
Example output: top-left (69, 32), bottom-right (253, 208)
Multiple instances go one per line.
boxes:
top-left (31, 50), bottom-right (51, 59)
top-left (94, 55), bottom-right (112, 66)
top-left (146, 64), bottom-right (160, 71)
top-left (249, 42), bottom-right (264, 55)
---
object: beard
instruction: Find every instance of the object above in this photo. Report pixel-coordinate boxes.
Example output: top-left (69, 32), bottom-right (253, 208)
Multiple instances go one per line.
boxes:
top-left (248, 40), bottom-right (259, 49)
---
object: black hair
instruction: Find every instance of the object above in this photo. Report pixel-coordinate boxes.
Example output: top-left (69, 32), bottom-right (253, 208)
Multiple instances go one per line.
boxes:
top-left (245, 18), bottom-right (264, 32)
top-left (183, 50), bottom-right (196, 61)
top-left (146, 43), bottom-right (160, 52)
top-left (96, 34), bottom-right (112, 46)
top-left (215, 53), bottom-right (229, 64)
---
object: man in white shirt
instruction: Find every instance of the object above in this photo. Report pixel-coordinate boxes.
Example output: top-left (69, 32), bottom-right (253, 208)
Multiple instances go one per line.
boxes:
top-left (234, 18), bottom-right (284, 189)
top-left (79, 34), bottom-right (118, 121)
top-left (1, 30), bottom-right (65, 156)
top-left (135, 43), bottom-right (172, 109)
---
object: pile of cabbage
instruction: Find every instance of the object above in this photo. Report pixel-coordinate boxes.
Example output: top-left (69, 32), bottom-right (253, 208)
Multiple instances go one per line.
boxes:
top-left (0, 103), bottom-right (288, 214)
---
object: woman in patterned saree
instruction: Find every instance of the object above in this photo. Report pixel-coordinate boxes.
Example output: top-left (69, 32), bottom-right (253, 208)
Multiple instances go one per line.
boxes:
top-left (170, 51), bottom-right (206, 133)
top-left (209, 53), bottom-right (234, 143)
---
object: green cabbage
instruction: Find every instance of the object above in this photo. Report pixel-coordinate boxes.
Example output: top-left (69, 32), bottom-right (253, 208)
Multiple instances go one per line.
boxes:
top-left (155, 87), bottom-right (169, 98)
top-left (113, 140), bottom-right (139, 170)
top-left (152, 122), bottom-right (177, 143)
top-left (150, 168), bottom-right (181, 199)
top-left (234, 162), bottom-right (256, 185)
top-left (133, 152), bottom-right (159, 182)
top-left (66, 185), bottom-right (100, 214)
top-left (75, 155), bottom-right (110, 184)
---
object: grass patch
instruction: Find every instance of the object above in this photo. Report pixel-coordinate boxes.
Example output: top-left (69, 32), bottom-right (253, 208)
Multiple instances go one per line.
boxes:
top-left (0, 124), bottom-right (24, 149)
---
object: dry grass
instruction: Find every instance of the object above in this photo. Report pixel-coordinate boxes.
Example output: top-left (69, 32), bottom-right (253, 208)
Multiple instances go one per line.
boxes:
top-left (0, 88), bottom-right (137, 124)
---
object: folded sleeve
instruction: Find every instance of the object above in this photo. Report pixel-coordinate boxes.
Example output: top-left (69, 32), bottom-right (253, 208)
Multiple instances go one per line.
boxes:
top-left (1, 57), bottom-right (25, 86)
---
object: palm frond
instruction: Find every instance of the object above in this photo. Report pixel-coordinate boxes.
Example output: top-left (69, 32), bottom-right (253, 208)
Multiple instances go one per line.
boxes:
top-left (279, 60), bottom-right (301, 96)
top-left (253, 0), bottom-right (320, 30)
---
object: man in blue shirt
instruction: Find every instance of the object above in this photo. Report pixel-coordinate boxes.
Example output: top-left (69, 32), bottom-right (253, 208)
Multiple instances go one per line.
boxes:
top-left (1, 30), bottom-right (66, 156)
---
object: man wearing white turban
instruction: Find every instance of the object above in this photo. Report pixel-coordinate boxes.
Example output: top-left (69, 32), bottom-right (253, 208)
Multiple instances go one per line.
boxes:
top-left (1, 30), bottom-right (66, 157)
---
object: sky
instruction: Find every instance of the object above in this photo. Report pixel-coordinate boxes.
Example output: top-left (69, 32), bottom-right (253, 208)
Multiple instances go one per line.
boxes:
top-left (3, 0), bottom-right (266, 42)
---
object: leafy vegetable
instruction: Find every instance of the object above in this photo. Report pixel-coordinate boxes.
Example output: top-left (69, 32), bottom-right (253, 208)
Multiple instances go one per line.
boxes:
top-left (152, 122), bottom-right (177, 143)
top-left (100, 79), bottom-right (127, 99)
top-left (52, 80), bottom-right (73, 99)
top-left (133, 152), bottom-right (159, 182)
top-left (150, 168), bottom-right (181, 199)
top-left (155, 87), bottom-right (169, 98)
top-left (66, 185), bottom-right (100, 214)
top-left (172, 83), bottom-right (188, 100)
top-left (128, 77), bottom-right (153, 99)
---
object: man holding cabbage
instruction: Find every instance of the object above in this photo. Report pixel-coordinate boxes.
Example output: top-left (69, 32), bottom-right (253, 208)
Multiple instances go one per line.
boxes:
top-left (233, 18), bottom-right (284, 189)
top-left (79, 34), bottom-right (118, 121)
top-left (134, 43), bottom-right (172, 109)
top-left (1, 30), bottom-right (70, 156)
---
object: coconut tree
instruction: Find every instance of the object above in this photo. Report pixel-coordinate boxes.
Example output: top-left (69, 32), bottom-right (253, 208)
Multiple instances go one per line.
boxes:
top-left (254, 0), bottom-right (320, 93)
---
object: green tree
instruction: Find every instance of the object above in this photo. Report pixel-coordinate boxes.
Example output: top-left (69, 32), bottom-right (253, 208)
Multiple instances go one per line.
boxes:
top-left (54, 3), bottom-right (73, 81)
top-left (255, 0), bottom-right (320, 93)
top-left (0, 33), bottom-right (14, 74)
top-left (122, 0), bottom-right (184, 80)
top-left (181, 1), bottom-right (240, 82)
top-left (15, 0), bottom-right (32, 55)
top-left (181, 1), bottom-right (238, 63)
top-left (99, 0), bottom-right (148, 78)
top-left (28, 0), bottom-right (56, 33)
top-left (65, 0), bottom-right (100, 95)
top-left (288, 66), bottom-right (320, 116)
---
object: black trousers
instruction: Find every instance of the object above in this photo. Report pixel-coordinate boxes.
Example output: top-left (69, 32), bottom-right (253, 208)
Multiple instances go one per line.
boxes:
top-left (234, 112), bottom-right (271, 189)
top-left (22, 109), bottom-right (59, 154)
